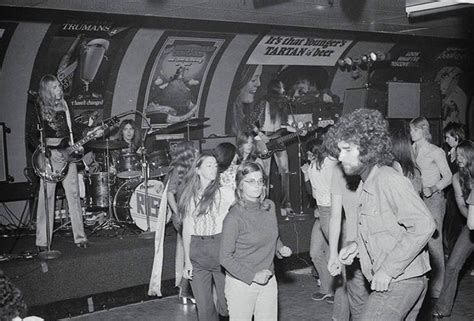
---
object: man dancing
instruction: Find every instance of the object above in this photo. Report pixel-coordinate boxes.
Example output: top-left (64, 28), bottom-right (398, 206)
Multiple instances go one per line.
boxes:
top-left (330, 108), bottom-right (435, 320)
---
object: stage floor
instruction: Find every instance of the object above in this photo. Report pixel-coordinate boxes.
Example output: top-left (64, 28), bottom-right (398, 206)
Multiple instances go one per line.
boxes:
top-left (0, 217), bottom-right (314, 320)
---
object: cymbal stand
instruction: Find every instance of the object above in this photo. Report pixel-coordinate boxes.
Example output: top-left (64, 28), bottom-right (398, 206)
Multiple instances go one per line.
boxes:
top-left (33, 99), bottom-right (61, 260)
top-left (185, 122), bottom-right (191, 141)
top-left (138, 149), bottom-right (155, 239)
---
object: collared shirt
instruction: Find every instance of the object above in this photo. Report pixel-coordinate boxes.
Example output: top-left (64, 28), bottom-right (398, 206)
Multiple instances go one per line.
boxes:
top-left (413, 141), bottom-right (452, 192)
top-left (308, 157), bottom-right (338, 207)
top-left (357, 165), bottom-right (436, 282)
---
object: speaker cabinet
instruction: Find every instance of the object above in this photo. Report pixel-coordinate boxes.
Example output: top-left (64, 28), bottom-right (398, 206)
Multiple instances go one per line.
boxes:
top-left (388, 82), bottom-right (420, 118)
top-left (342, 87), bottom-right (387, 116)
top-left (388, 82), bottom-right (441, 119)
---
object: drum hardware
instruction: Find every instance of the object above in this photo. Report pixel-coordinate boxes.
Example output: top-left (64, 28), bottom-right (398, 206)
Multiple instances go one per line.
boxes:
top-left (138, 148), bottom-right (156, 239)
top-left (88, 139), bottom-right (138, 236)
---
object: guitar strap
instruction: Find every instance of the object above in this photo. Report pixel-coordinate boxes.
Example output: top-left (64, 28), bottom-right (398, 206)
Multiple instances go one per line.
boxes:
top-left (63, 101), bottom-right (75, 145)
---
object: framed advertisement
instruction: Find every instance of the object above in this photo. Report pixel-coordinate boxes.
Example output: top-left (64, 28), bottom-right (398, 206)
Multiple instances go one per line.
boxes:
top-left (139, 33), bottom-right (227, 129)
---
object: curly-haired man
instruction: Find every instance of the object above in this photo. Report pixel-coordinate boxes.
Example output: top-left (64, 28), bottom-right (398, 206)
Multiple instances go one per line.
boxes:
top-left (329, 109), bottom-right (436, 320)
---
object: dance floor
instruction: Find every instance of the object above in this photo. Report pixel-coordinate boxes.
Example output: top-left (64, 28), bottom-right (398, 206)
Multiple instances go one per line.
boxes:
top-left (66, 267), bottom-right (474, 321)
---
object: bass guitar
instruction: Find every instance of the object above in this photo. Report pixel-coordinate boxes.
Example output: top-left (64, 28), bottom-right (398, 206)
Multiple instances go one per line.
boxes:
top-left (254, 119), bottom-right (334, 159)
top-left (32, 117), bottom-right (119, 182)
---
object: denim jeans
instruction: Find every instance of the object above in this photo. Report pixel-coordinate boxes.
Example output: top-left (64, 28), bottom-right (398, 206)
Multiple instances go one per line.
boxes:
top-left (423, 192), bottom-right (446, 298)
top-left (225, 274), bottom-right (277, 321)
top-left (310, 206), bottom-right (334, 295)
top-left (435, 226), bottom-right (474, 316)
top-left (360, 276), bottom-right (428, 321)
top-left (333, 259), bottom-right (370, 321)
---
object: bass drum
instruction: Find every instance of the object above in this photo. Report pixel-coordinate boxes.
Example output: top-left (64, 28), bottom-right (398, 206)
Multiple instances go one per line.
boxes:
top-left (113, 178), bottom-right (164, 231)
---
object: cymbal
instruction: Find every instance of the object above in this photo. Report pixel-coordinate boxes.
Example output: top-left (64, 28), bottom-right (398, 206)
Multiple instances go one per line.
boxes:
top-left (86, 140), bottom-right (128, 150)
top-left (163, 117), bottom-right (209, 133)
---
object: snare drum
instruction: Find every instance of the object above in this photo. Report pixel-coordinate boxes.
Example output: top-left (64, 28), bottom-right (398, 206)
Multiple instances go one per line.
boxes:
top-left (113, 178), bottom-right (164, 231)
top-left (116, 152), bottom-right (141, 179)
top-left (84, 172), bottom-right (115, 208)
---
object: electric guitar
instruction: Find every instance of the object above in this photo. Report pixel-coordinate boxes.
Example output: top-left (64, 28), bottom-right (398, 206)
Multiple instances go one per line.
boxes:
top-left (254, 119), bottom-right (334, 159)
top-left (32, 117), bottom-right (119, 182)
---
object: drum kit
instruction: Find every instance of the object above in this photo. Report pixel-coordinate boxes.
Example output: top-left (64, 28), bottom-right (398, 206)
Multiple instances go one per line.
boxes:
top-left (82, 117), bottom-right (209, 236)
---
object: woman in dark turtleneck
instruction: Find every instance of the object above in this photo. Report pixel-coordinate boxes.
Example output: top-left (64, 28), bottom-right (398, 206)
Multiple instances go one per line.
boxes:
top-left (220, 161), bottom-right (292, 320)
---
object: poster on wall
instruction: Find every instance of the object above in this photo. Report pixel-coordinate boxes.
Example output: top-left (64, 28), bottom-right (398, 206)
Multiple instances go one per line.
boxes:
top-left (140, 33), bottom-right (227, 129)
top-left (432, 47), bottom-right (473, 127)
top-left (227, 34), bottom-right (353, 135)
top-left (0, 22), bottom-right (18, 75)
top-left (30, 21), bottom-right (136, 127)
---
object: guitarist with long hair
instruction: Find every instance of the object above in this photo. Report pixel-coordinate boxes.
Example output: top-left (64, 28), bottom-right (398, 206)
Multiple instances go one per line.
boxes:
top-left (30, 74), bottom-right (103, 251)
top-left (248, 79), bottom-right (294, 215)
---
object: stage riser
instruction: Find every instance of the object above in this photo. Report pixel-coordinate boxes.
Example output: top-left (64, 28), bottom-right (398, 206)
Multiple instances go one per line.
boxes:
top-left (1, 219), bottom-right (313, 319)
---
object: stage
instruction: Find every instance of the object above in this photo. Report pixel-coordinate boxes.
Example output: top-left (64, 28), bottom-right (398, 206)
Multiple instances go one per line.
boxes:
top-left (0, 216), bottom-right (313, 320)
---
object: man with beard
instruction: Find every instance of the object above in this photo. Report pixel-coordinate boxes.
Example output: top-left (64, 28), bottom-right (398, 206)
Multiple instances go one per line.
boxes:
top-left (330, 108), bottom-right (436, 320)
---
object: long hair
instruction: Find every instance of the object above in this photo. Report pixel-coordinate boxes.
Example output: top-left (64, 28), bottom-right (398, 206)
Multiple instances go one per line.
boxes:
top-left (38, 74), bottom-right (66, 121)
top-left (391, 130), bottom-right (418, 179)
top-left (410, 117), bottom-right (432, 142)
top-left (116, 119), bottom-right (142, 151)
top-left (214, 142), bottom-right (236, 173)
top-left (236, 132), bottom-right (258, 163)
top-left (169, 141), bottom-right (198, 186)
top-left (457, 140), bottom-right (474, 200)
top-left (325, 108), bottom-right (394, 166)
top-left (264, 79), bottom-right (288, 123)
top-left (178, 152), bottom-right (221, 217)
top-left (234, 161), bottom-right (270, 210)
top-left (443, 122), bottom-right (466, 143)
top-left (230, 64), bottom-right (260, 135)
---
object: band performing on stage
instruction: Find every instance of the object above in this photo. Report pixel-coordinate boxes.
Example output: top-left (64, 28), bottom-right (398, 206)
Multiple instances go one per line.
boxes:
top-left (2, 57), bottom-right (473, 320)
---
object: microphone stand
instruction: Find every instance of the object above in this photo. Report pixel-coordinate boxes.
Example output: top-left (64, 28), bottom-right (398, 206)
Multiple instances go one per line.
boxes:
top-left (33, 98), bottom-right (61, 260)
top-left (287, 96), bottom-right (307, 220)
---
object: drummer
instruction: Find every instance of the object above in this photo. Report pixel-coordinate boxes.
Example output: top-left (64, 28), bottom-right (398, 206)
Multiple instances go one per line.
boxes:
top-left (113, 119), bottom-right (143, 154)
top-left (109, 119), bottom-right (144, 174)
